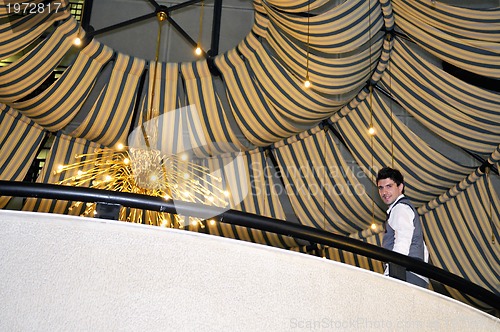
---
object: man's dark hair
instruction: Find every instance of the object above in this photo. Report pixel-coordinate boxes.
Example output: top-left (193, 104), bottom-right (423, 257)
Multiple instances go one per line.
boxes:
top-left (376, 167), bottom-right (404, 186)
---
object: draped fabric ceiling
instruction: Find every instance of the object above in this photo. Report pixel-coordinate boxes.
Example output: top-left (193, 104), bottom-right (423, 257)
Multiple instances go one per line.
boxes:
top-left (0, 0), bottom-right (499, 313)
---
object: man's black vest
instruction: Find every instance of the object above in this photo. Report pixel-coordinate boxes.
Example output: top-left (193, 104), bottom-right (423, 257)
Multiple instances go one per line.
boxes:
top-left (382, 196), bottom-right (425, 261)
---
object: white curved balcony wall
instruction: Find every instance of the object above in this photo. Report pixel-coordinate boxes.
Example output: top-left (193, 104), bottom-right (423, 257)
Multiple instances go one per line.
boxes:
top-left (0, 210), bottom-right (498, 331)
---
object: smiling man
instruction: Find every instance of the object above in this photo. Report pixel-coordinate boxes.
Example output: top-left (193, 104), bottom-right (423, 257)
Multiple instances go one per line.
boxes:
top-left (376, 167), bottom-right (429, 288)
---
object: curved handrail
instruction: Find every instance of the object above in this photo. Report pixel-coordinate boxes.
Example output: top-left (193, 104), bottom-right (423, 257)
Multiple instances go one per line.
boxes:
top-left (0, 180), bottom-right (498, 311)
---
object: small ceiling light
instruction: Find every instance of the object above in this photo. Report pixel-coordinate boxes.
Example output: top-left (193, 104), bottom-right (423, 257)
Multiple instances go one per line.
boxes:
top-left (304, 75), bottom-right (311, 88)
top-left (368, 126), bottom-right (376, 136)
top-left (74, 25), bottom-right (83, 46)
top-left (304, 1), bottom-right (312, 89)
top-left (195, 1), bottom-right (204, 57)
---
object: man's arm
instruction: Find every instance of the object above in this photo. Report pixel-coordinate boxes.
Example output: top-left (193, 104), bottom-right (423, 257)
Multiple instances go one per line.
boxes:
top-left (388, 204), bottom-right (415, 256)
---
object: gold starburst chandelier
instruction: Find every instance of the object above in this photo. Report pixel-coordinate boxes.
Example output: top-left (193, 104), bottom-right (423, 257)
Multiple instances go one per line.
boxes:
top-left (55, 143), bottom-right (228, 228)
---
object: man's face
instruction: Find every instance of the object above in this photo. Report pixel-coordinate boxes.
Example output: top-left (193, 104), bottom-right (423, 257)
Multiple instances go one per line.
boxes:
top-left (377, 178), bottom-right (404, 206)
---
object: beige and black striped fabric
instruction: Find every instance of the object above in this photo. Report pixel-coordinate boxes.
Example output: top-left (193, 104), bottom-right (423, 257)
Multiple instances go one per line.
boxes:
top-left (381, 38), bottom-right (500, 154)
top-left (205, 149), bottom-right (301, 248)
top-left (0, 0), bottom-right (71, 59)
top-left (420, 158), bottom-right (500, 312)
top-left (22, 133), bottom-right (102, 215)
top-left (0, 104), bottom-right (45, 208)
top-left (274, 128), bottom-right (385, 234)
top-left (11, 40), bottom-right (114, 131)
top-left (392, 0), bottom-right (500, 78)
top-left (67, 53), bottom-right (146, 146)
top-left (335, 89), bottom-right (475, 205)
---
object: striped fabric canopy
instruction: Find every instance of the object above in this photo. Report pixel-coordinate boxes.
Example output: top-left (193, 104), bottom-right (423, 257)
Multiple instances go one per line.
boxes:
top-left (392, 0), bottom-right (500, 78)
top-left (0, 0), bottom-right (71, 59)
top-left (0, 104), bottom-right (45, 208)
top-left (0, 0), bottom-right (498, 313)
top-left (334, 89), bottom-right (476, 205)
top-left (22, 133), bottom-right (102, 215)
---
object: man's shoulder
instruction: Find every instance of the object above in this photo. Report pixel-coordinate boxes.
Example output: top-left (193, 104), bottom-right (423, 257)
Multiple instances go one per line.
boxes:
top-left (393, 196), bottom-right (415, 208)
top-left (391, 201), bottom-right (415, 215)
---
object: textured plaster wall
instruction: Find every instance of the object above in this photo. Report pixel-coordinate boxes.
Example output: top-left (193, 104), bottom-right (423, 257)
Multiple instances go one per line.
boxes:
top-left (0, 210), bottom-right (498, 331)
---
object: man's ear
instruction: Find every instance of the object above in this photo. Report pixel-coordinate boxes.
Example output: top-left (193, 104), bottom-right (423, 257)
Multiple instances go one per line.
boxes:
top-left (398, 183), bottom-right (404, 195)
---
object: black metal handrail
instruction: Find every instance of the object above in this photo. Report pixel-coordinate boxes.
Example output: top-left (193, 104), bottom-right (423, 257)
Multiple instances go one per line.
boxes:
top-left (0, 180), bottom-right (498, 312)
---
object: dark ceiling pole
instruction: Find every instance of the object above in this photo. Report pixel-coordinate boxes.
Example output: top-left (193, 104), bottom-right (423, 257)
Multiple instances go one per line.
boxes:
top-left (165, 15), bottom-right (207, 58)
top-left (81, 0), bottom-right (94, 30)
top-left (208, 0), bottom-right (223, 57)
top-left (84, 0), bottom-right (211, 59)
top-left (145, 0), bottom-right (161, 11)
top-left (87, 12), bottom-right (158, 38)
top-left (167, 0), bottom-right (204, 12)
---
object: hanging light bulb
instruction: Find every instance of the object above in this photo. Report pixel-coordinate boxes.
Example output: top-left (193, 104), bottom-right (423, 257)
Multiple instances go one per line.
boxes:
top-left (304, 75), bottom-right (311, 88)
top-left (368, 126), bottom-right (376, 136)
top-left (195, 1), bottom-right (204, 57)
top-left (304, 1), bottom-right (311, 89)
top-left (73, 25), bottom-right (83, 46)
